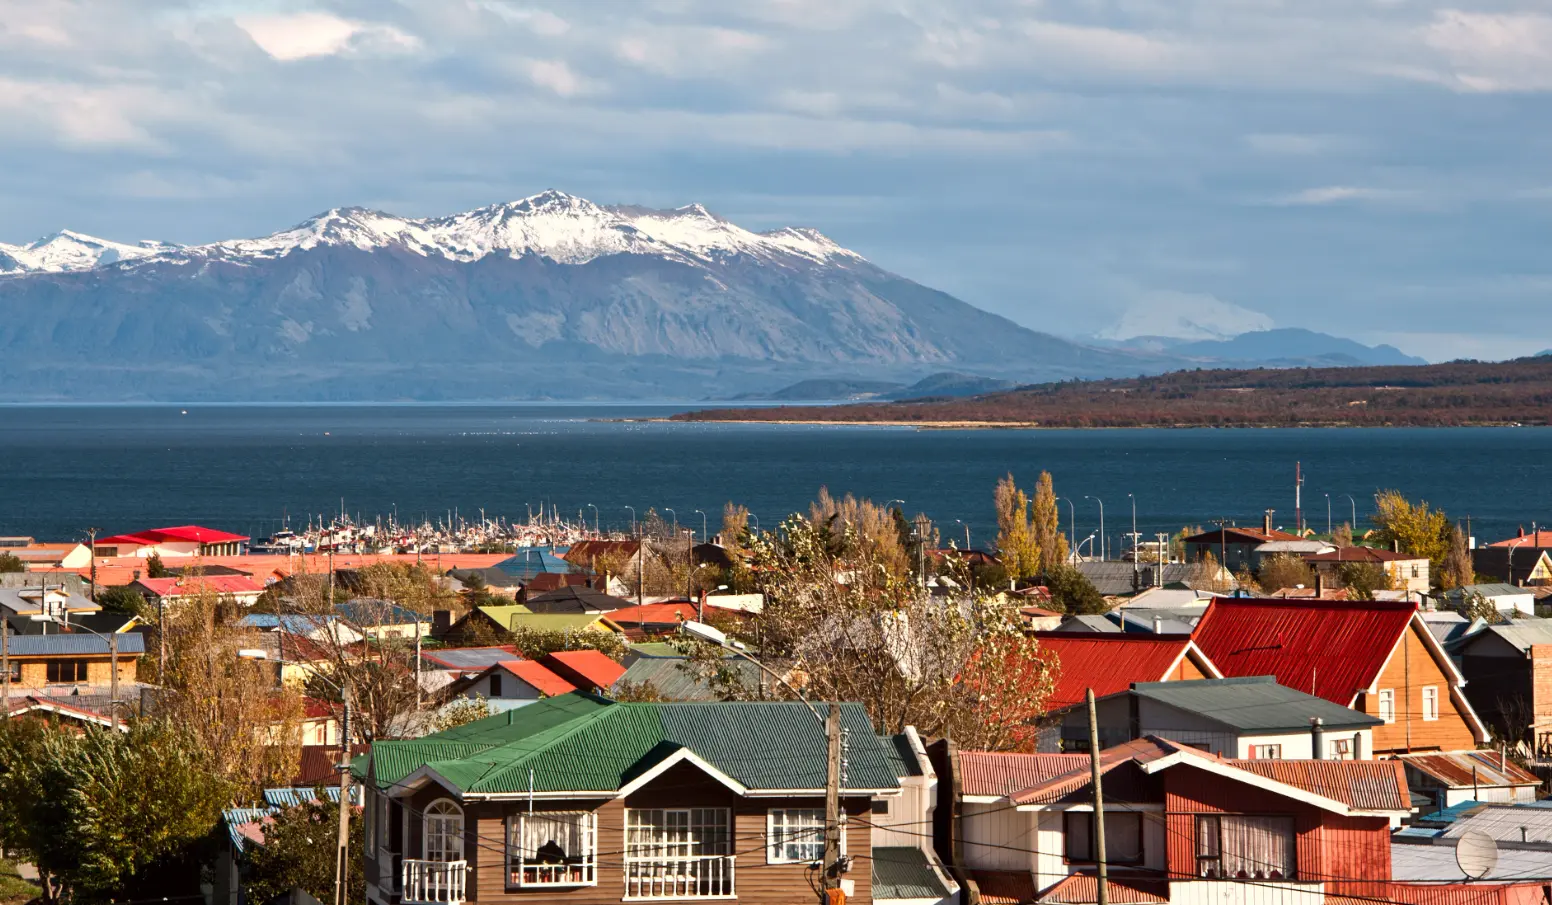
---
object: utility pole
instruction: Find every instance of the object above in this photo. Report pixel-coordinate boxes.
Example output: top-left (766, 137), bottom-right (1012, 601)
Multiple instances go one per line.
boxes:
top-left (1295, 461), bottom-right (1304, 535)
top-left (158, 597), bottom-right (167, 685)
top-left (108, 632), bottom-right (119, 733)
top-left (334, 686), bottom-right (353, 905)
top-left (1155, 532), bottom-right (1169, 588)
top-left (87, 526), bottom-right (98, 601)
top-left (1086, 688), bottom-right (1109, 905)
top-left (1128, 495), bottom-right (1138, 582)
top-left (2, 615), bottom-right (9, 722)
top-left (823, 704), bottom-right (843, 903)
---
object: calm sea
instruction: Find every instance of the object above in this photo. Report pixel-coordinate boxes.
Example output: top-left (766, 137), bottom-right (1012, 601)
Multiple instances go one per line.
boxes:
top-left (1, 404), bottom-right (1548, 551)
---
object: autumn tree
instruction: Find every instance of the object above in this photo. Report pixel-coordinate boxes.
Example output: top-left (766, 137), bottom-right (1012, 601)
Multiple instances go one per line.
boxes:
top-left (1189, 550), bottom-right (1235, 595)
top-left (1332, 522), bottom-right (1354, 547)
top-left (1371, 490), bottom-right (1452, 582)
top-left (1171, 526), bottom-right (1203, 563)
top-left (808, 487), bottom-right (911, 575)
top-left (994, 474), bottom-right (1041, 579)
top-left (1256, 554), bottom-right (1316, 593)
top-left (1031, 471), bottom-right (1069, 572)
top-left (145, 552), bottom-right (172, 578)
top-left (1441, 525), bottom-right (1475, 590)
top-left (694, 513), bottom-right (1058, 751)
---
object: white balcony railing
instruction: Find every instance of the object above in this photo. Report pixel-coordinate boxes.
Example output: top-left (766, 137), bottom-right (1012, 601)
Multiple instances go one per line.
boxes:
top-left (625, 855), bottom-right (736, 899)
top-left (402, 859), bottom-right (467, 905)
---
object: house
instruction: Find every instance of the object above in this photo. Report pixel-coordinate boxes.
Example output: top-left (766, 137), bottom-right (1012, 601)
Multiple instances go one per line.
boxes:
top-left (522, 585), bottom-right (631, 615)
top-left (1032, 633), bottom-right (1223, 713)
top-left (1438, 584), bottom-right (1536, 617)
top-left (1473, 547), bottom-right (1552, 588)
top-left (1452, 618), bottom-right (1552, 754)
top-left (438, 606), bottom-right (622, 646)
top-left (0, 581), bottom-right (101, 619)
top-left (335, 600), bottom-right (430, 640)
top-left (1180, 522), bottom-right (1302, 573)
top-left (541, 649), bottom-right (625, 691)
top-left (4, 693), bottom-right (127, 731)
top-left (419, 645), bottom-right (522, 678)
top-left (1191, 598), bottom-right (1490, 754)
top-left (358, 693), bottom-right (903, 905)
top-left (238, 613), bottom-right (365, 646)
top-left (132, 574), bottom-right (266, 607)
top-left (562, 539), bottom-right (642, 573)
top-left (1047, 676), bottom-right (1383, 759)
top-left (1303, 547), bottom-right (1432, 595)
top-left (871, 727), bottom-right (959, 905)
top-left (2, 631), bottom-right (142, 691)
top-left (610, 653), bottom-right (763, 702)
top-left (1396, 751), bottom-right (1541, 809)
top-left (0, 541), bottom-right (94, 570)
top-left (1073, 562), bottom-right (1236, 598)
top-left (1392, 804), bottom-right (1552, 885)
top-left (605, 600), bottom-right (746, 640)
top-left (446, 658), bottom-right (578, 709)
top-left (941, 735), bottom-right (1410, 905)
top-left (1254, 539), bottom-right (1336, 566)
top-left (93, 525), bottom-right (248, 558)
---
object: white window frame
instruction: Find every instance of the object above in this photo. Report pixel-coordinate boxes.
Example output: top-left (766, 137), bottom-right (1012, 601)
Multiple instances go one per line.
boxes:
top-left (1378, 689), bottom-right (1395, 724)
top-left (423, 799), bottom-right (465, 862)
top-left (508, 810), bottom-right (598, 888)
top-left (1249, 744), bottom-right (1282, 759)
top-left (624, 807), bottom-right (734, 900)
top-left (1329, 738), bottom-right (1353, 760)
top-left (1422, 686), bottom-right (1439, 722)
top-left (766, 808), bottom-right (844, 865)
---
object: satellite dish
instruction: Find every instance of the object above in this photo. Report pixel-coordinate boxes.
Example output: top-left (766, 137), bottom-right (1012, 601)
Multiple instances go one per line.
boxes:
top-left (1456, 830), bottom-right (1499, 880)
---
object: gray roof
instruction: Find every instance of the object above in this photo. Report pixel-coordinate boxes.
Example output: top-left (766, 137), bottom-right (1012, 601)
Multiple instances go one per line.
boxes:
top-left (0, 586), bottom-right (97, 613)
top-left (1074, 561), bottom-right (1237, 597)
top-left (1112, 609), bottom-right (1199, 634)
top-left (1391, 837), bottom-right (1552, 882)
top-left (1466, 619), bottom-right (1552, 654)
top-left (420, 646), bottom-right (517, 671)
top-left (1254, 540), bottom-right (1334, 554)
top-left (1126, 675), bottom-right (1382, 731)
top-left (611, 656), bottom-right (760, 702)
top-left (871, 847), bottom-right (950, 901)
top-left (7, 633), bottom-right (145, 656)
top-left (1442, 583), bottom-right (1533, 600)
top-left (1443, 805), bottom-right (1552, 846)
top-left (1051, 614), bottom-right (1121, 633)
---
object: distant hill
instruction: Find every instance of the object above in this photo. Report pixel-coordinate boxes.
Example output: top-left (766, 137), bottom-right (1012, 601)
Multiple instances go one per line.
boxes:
top-left (676, 357), bottom-right (1552, 428)
top-left (1169, 328), bottom-right (1427, 367)
top-left (885, 372), bottom-right (1018, 400)
top-left (740, 371), bottom-right (1017, 402)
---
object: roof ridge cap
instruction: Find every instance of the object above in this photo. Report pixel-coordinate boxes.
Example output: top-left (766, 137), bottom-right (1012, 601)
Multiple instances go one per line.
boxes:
top-left (464, 701), bottom-right (638, 790)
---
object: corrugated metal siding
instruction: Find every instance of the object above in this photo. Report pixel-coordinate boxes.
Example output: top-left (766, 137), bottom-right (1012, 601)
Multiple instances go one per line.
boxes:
top-left (1192, 599), bottom-right (1415, 705)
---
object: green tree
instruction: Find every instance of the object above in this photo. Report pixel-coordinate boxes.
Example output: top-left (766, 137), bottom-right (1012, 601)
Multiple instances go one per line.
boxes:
top-left (0, 553), bottom-right (22, 573)
top-left (145, 552), bottom-right (171, 579)
top-left (993, 474), bottom-right (1040, 579)
top-left (430, 695), bottom-right (492, 732)
top-left (1337, 562), bottom-right (1392, 600)
top-left (244, 796), bottom-right (364, 902)
top-left (96, 585), bottom-right (147, 615)
top-left (507, 626), bottom-right (628, 661)
top-left (1256, 554), bottom-right (1316, 593)
top-left (1042, 563), bottom-right (1107, 614)
top-left (1030, 471), bottom-right (1069, 573)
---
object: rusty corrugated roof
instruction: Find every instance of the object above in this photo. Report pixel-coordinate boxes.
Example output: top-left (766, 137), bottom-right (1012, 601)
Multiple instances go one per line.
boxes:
top-left (1231, 757), bottom-right (1410, 811)
top-left (1039, 873), bottom-right (1169, 904)
top-left (959, 751), bottom-right (1088, 798)
top-left (1192, 598), bottom-right (1417, 705)
top-left (1398, 750), bottom-right (1540, 789)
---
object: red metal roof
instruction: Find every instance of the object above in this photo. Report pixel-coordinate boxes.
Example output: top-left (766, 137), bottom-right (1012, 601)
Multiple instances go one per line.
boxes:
top-left (1191, 598), bottom-right (1416, 705)
top-left (99, 525), bottom-right (248, 545)
top-left (1230, 758), bottom-right (1410, 811)
top-left (1305, 547), bottom-right (1420, 563)
top-left (1033, 633), bottom-right (1201, 710)
top-left (1039, 873), bottom-right (1169, 904)
top-left (496, 659), bottom-right (577, 697)
top-left (542, 649), bottom-right (626, 689)
top-left (959, 751), bottom-right (1088, 798)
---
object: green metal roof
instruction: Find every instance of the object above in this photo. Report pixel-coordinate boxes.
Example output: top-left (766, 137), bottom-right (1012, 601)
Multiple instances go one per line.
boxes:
top-left (871, 847), bottom-right (949, 901)
top-left (364, 693), bottom-right (898, 796)
top-left (477, 608), bottom-right (617, 633)
top-left (1127, 676), bottom-right (1383, 732)
top-left (613, 656), bottom-right (761, 702)
top-left (879, 735), bottom-right (923, 778)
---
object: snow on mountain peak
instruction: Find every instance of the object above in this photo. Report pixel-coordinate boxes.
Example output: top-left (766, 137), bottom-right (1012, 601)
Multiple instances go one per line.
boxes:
top-left (0, 191), bottom-right (866, 275)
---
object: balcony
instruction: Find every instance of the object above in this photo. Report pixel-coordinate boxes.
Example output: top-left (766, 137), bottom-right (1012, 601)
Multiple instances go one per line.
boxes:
top-left (625, 855), bottom-right (736, 900)
top-left (402, 859), bottom-right (467, 905)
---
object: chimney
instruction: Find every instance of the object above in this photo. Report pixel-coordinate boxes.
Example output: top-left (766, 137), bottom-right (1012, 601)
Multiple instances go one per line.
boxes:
top-left (1264, 510), bottom-right (1275, 535)
top-left (1153, 616), bottom-right (1162, 634)
top-left (1314, 571), bottom-right (1324, 597)
top-left (1311, 717), bottom-right (1325, 760)
top-left (432, 609), bottom-right (451, 637)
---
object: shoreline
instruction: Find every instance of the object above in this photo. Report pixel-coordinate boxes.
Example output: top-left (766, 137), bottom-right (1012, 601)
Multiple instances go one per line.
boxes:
top-left (620, 418), bottom-right (1533, 430)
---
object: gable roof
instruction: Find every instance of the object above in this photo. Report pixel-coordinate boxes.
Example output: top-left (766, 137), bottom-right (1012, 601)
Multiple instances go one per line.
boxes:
top-left (1191, 598), bottom-right (1417, 705)
top-left (1183, 527), bottom-right (1301, 545)
top-left (959, 751), bottom-right (1089, 799)
top-left (6, 633), bottom-right (146, 656)
top-left (467, 607), bottom-right (624, 635)
top-left (1488, 531), bottom-right (1552, 548)
top-left (1122, 676), bottom-right (1382, 732)
top-left (542, 650), bottom-right (626, 689)
top-left (420, 645), bottom-right (520, 671)
top-left (495, 659), bottom-right (577, 697)
top-left (523, 585), bottom-right (630, 614)
top-left (367, 693), bottom-right (897, 798)
top-left (334, 600), bottom-right (423, 625)
top-left (1033, 633), bottom-right (1221, 711)
top-left (610, 656), bottom-right (761, 702)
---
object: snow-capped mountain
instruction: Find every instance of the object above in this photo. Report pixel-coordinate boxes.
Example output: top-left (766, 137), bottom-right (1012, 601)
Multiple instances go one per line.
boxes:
top-left (0, 190), bottom-right (1157, 401)
top-left (0, 190), bottom-right (861, 276)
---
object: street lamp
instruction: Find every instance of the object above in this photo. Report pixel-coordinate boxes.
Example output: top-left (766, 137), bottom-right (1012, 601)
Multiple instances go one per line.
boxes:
top-left (887, 499), bottom-right (905, 511)
top-left (748, 513), bottom-right (759, 532)
top-left (238, 648), bottom-right (354, 905)
top-left (1342, 494), bottom-right (1357, 535)
top-left (664, 508), bottom-right (677, 529)
top-left (954, 519), bottom-right (971, 550)
top-left (1056, 496), bottom-right (1076, 559)
top-left (680, 622), bottom-right (846, 901)
top-left (694, 509), bottom-right (708, 543)
top-left (30, 614), bottom-right (122, 732)
top-left (1324, 494), bottom-right (1332, 537)
top-left (1085, 496), bottom-right (1106, 561)
top-left (587, 503), bottom-right (599, 535)
top-left (1127, 494), bottom-right (1138, 579)
top-left (624, 506), bottom-right (636, 534)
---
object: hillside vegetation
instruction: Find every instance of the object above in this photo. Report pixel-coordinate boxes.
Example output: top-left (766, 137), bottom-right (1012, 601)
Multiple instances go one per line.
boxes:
top-left (676, 356), bottom-right (1552, 427)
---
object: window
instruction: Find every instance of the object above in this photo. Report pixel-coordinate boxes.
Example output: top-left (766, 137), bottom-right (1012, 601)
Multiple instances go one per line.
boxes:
top-left (1378, 689), bottom-right (1395, 724)
top-left (1064, 811), bottom-right (1144, 864)
top-left (46, 660), bottom-right (87, 683)
top-left (1329, 738), bottom-right (1353, 760)
top-left (871, 799), bottom-right (891, 816)
top-left (1196, 815), bottom-right (1295, 880)
top-left (1422, 686), bottom-right (1439, 721)
top-left (490, 673), bottom-right (503, 696)
top-left (4, 661), bottom-right (17, 683)
top-left (1411, 565), bottom-right (1420, 579)
top-left (509, 811), bottom-right (597, 887)
top-left (768, 809), bottom-right (842, 864)
top-left (1249, 745), bottom-right (1282, 759)
top-left (423, 799), bottom-right (464, 862)
top-left (375, 792), bottom-right (390, 851)
top-left (625, 808), bottom-right (733, 899)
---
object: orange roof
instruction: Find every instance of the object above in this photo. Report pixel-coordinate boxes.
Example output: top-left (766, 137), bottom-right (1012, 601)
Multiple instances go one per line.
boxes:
top-left (959, 751), bottom-right (1088, 798)
top-left (1033, 633), bottom-right (1212, 711)
top-left (496, 659), bottom-right (576, 697)
top-left (45, 552), bottom-right (513, 586)
top-left (1192, 598), bottom-right (1417, 705)
top-left (133, 575), bottom-right (265, 597)
top-left (1489, 530), bottom-right (1552, 548)
top-left (1231, 757), bottom-right (1410, 811)
top-left (1041, 874), bottom-right (1168, 904)
top-left (542, 649), bottom-right (626, 689)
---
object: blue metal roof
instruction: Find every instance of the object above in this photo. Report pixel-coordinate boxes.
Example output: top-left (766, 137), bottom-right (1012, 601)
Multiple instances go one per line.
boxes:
top-left (262, 785), bottom-right (361, 807)
top-left (239, 613), bottom-right (338, 633)
top-left (491, 548), bottom-right (574, 580)
top-left (222, 807), bottom-right (276, 852)
top-left (335, 600), bottom-right (422, 625)
top-left (7, 633), bottom-right (145, 656)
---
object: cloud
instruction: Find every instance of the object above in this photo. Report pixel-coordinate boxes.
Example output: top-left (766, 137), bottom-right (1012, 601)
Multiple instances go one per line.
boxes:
top-left (525, 59), bottom-right (594, 97)
top-left (236, 12), bottom-right (420, 61)
top-left (1422, 10), bottom-right (1552, 92)
top-left (1272, 186), bottom-right (1402, 206)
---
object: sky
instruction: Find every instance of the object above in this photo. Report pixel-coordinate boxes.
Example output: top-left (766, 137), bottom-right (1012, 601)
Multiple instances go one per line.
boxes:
top-left (2, 0), bottom-right (1550, 361)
